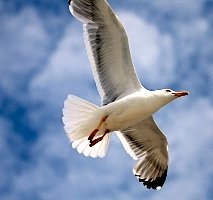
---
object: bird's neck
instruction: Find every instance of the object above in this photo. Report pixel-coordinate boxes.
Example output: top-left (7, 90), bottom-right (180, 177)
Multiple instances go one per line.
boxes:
top-left (142, 92), bottom-right (171, 114)
top-left (151, 95), bottom-right (172, 112)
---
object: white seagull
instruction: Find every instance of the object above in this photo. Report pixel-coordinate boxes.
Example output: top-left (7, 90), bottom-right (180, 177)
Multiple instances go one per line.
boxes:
top-left (63, 0), bottom-right (188, 190)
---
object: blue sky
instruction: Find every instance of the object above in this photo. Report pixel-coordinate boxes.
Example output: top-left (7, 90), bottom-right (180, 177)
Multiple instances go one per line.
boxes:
top-left (0, 0), bottom-right (213, 199)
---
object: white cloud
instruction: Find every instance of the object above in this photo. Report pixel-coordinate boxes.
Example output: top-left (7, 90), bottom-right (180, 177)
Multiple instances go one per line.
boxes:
top-left (172, 17), bottom-right (212, 94)
top-left (0, 7), bottom-right (50, 99)
top-left (133, 0), bottom-right (204, 19)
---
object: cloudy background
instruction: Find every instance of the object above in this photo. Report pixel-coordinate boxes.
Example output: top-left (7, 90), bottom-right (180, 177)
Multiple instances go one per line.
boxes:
top-left (0, 0), bottom-right (213, 199)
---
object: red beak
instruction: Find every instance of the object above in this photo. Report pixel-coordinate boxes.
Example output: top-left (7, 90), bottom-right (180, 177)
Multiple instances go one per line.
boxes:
top-left (173, 91), bottom-right (189, 97)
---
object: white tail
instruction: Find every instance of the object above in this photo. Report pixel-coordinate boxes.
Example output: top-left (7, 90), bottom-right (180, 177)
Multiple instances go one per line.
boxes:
top-left (62, 95), bottom-right (111, 158)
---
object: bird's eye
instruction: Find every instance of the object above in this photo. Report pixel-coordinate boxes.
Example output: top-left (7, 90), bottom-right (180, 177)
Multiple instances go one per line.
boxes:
top-left (165, 89), bottom-right (171, 92)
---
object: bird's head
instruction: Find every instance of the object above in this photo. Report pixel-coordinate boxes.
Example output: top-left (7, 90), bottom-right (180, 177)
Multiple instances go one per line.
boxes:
top-left (151, 89), bottom-right (189, 106)
top-left (162, 89), bottom-right (189, 98)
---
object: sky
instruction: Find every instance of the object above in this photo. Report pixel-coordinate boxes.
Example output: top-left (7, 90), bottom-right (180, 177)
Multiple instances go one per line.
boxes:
top-left (0, 0), bottom-right (213, 199)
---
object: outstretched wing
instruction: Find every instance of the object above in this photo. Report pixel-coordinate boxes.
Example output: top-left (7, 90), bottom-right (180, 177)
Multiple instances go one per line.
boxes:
top-left (116, 117), bottom-right (169, 190)
top-left (69, 0), bottom-right (143, 105)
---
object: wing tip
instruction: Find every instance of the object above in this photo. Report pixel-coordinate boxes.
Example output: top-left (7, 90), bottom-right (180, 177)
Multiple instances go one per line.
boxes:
top-left (68, 0), bottom-right (72, 5)
top-left (135, 167), bottom-right (168, 190)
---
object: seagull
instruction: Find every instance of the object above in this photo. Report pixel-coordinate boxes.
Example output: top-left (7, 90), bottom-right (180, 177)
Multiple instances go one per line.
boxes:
top-left (63, 0), bottom-right (188, 190)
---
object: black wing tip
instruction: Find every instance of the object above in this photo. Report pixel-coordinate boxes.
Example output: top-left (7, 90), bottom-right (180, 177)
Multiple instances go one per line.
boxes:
top-left (68, 0), bottom-right (72, 5)
top-left (136, 168), bottom-right (168, 190)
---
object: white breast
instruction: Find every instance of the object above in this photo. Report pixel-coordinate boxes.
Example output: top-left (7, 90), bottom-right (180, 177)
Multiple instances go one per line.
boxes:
top-left (102, 92), bottom-right (159, 131)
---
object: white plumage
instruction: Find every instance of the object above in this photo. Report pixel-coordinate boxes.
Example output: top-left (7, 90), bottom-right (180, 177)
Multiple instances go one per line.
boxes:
top-left (63, 0), bottom-right (188, 190)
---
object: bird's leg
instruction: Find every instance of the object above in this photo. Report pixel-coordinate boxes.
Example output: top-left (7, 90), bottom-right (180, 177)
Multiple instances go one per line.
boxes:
top-left (88, 115), bottom-right (108, 142)
top-left (89, 129), bottom-right (110, 147)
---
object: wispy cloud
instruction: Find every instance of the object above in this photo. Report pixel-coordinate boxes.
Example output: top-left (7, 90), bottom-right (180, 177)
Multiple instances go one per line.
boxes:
top-left (0, 7), bottom-right (49, 98)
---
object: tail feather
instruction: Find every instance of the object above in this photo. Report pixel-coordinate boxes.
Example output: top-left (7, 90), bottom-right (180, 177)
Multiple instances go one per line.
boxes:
top-left (62, 95), bottom-right (110, 158)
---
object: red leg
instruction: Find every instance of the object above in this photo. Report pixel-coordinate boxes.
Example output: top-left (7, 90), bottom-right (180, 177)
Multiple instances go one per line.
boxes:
top-left (88, 129), bottom-right (99, 141)
top-left (89, 129), bottom-right (110, 147)
top-left (88, 115), bottom-right (108, 142)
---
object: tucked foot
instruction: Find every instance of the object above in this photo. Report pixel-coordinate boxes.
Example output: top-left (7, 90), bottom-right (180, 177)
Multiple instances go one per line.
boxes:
top-left (89, 129), bottom-right (110, 147)
top-left (89, 137), bottom-right (104, 147)
top-left (88, 129), bottom-right (99, 141)
top-left (88, 115), bottom-right (108, 142)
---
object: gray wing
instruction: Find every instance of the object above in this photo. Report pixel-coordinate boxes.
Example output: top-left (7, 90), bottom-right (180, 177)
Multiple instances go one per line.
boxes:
top-left (69, 0), bottom-right (143, 105)
top-left (116, 117), bottom-right (169, 190)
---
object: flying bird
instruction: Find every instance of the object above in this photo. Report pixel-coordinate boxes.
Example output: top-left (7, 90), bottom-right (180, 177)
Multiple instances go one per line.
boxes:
top-left (63, 0), bottom-right (188, 190)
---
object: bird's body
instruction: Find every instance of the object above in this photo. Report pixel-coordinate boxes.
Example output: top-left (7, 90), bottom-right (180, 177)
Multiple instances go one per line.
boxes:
top-left (101, 90), bottom-right (170, 131)
top-left (63, 0), bottom-right (188, 190)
